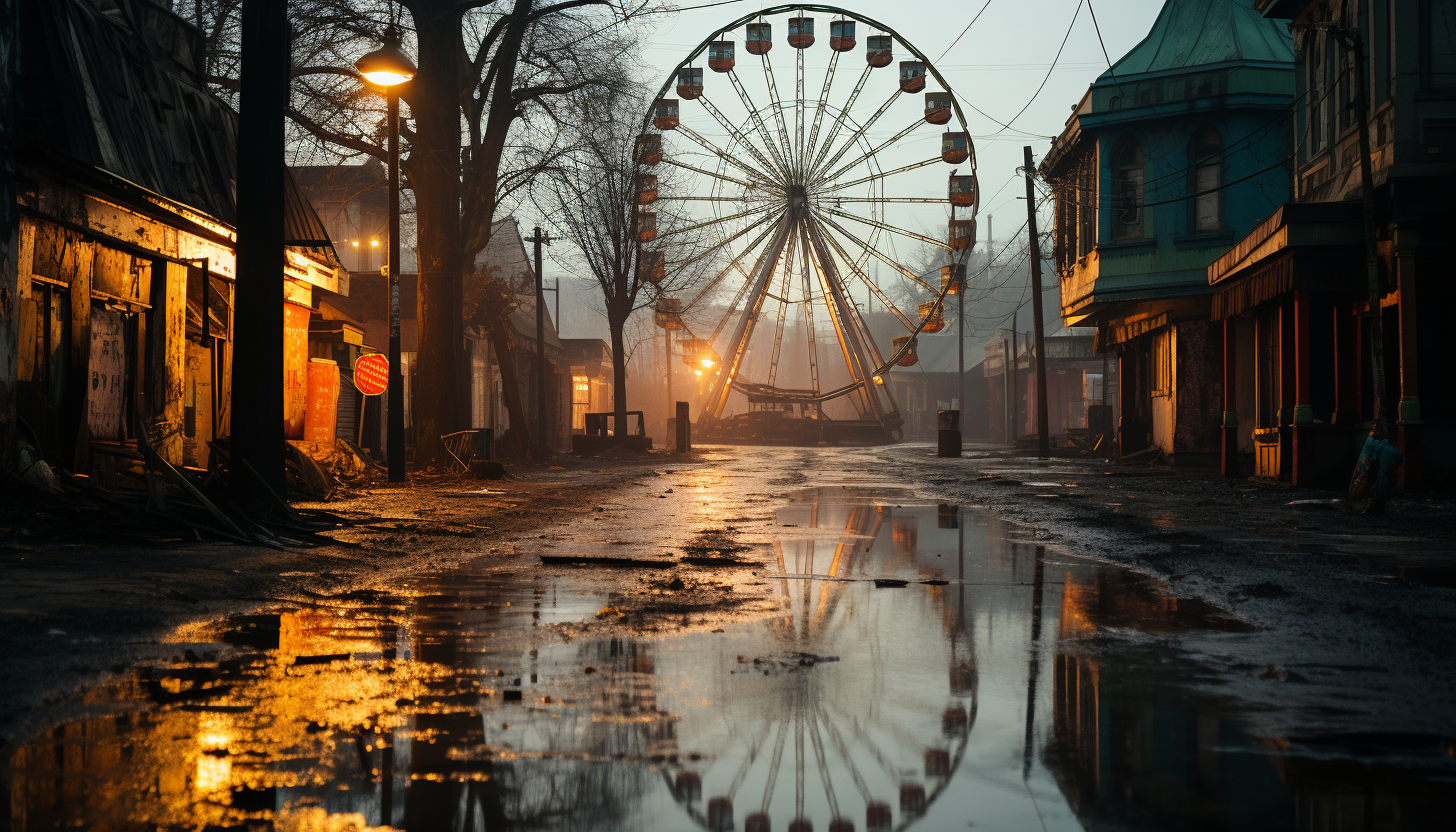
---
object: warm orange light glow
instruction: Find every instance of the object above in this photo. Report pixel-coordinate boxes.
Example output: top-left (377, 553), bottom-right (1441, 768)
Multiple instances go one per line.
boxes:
top-left (700, 357), bottom-right (715, 368)
top-left (352, 241), bottom-right (360, 247)
top-left (872, 375), bottom-right (884, 385)
top-left (694, 369), bottom-right (703, 377)
top-left (370, 240), bottom-right (379, 247)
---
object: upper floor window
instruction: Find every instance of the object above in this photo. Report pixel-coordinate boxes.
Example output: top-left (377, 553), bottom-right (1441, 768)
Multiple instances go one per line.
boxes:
top-left (1192, 129), bottom-right (1223, 233)
top-left (1110, 139), bottom-right (1144, 239)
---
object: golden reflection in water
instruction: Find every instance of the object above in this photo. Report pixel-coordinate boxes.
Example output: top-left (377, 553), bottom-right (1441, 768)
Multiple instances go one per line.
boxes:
top-left (8, 605), bottom-right (449, 831)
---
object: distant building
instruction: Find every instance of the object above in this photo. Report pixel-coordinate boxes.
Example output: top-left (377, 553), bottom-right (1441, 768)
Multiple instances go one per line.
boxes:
top-left (1042, 0), bottom-right (1295, 464)
top-left (1203, 0), bottom-right (1454, 488)
top-left (321, 218), bottom-right (572, 456)
top-left (561, 339), bottom-right (614, 434)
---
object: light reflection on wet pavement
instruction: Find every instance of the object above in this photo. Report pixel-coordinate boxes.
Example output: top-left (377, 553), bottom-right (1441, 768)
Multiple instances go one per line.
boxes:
top-left (6, 482), bottom-right (1455, 831)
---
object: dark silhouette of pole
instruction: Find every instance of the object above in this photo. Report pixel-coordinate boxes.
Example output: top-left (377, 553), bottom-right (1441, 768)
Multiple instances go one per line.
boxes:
top-left (530, 226), bottom-right (552, 451)
top-left (232, 0), bottom-right (289, 503)
top-left (386, 90), bottom-right (404, 482)
top-left (1023, 146), bottom-right (1050, 458)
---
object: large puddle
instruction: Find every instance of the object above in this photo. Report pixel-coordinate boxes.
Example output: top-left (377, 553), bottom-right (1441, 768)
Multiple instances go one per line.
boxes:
top-left (5, 487), bottom-right (1454, 831)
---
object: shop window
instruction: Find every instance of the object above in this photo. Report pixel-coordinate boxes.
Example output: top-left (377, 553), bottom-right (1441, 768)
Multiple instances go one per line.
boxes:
top-left (571, 366), bottom-right (590, 431)
top-left (1151, 328), bottom-right (1172, 397)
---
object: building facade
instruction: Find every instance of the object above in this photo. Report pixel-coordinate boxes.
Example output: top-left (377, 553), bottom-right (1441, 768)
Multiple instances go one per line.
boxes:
top-left (1207, 0), bottom-right (1456, 487)
top-left (6, 0), bottom-right (343, 481)
top-left (1042, 0), bottom-right (1295, 463)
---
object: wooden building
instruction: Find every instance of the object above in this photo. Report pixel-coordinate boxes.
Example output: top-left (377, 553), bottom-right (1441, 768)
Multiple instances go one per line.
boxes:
top-left (1207, 0), bottom-right (1456, 487)
top-left (4, 0), bottom-right (343, 479)
top-left (1042, 0), bottom-right (1295, 464)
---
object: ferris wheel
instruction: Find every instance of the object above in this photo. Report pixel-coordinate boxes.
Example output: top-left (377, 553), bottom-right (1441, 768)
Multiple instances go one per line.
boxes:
top-left (636, 4), bottom-right (978, 444)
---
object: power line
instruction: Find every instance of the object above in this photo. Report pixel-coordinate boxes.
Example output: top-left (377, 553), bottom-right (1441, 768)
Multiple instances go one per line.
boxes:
top-left (935, 0), bottom-right (994, 63)
top-left (988, 0), bottom-right (1084, 136)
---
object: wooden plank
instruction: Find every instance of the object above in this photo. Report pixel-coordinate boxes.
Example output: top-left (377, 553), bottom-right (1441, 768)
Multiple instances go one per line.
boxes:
top-left (157, 262), bottom-right (187, 465)
top-left (67, 235), bottom-right (92, 472)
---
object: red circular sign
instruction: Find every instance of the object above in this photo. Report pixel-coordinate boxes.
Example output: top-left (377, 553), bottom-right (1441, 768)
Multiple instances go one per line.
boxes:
top-left (353, 353), bottom-right (390, 396)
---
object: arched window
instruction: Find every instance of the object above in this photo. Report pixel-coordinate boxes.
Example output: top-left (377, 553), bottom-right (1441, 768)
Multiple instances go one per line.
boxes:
top-left (1111, 139), bottom-right (1143, 239)
top-left (1192, 128), bottom-right (1223, 233)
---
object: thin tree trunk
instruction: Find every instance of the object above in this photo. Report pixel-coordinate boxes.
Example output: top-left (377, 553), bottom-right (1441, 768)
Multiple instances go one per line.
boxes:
top-left (609, 312), bottom-right (628, 439)
top-left (486, 319), bottom-right (533, 460)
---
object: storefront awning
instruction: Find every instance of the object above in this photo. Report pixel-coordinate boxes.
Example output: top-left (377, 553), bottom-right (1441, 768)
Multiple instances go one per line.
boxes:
top-left (1207, 202), bottom-right (1364, 319)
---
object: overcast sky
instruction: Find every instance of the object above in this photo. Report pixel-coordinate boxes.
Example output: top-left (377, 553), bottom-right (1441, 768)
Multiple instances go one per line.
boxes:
top-left (550, 0), bottom-right (1169, 340)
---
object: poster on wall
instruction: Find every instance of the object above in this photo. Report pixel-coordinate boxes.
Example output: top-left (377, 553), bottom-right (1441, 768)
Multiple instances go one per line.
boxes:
top-left (87, 307), bottom-right (126, 440)
top-left (283, 302), bottom-right (310, 439)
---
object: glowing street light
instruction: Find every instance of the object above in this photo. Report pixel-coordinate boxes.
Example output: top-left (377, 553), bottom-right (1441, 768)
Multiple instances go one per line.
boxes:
top-left (355, 33), bottom-right (417, 87)
top-left (355, 31), bottom-right (416, 483)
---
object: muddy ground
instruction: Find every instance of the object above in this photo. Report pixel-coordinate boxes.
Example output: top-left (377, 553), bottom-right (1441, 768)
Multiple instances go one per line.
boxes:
top-left (3, 440), bottom-right (1455, 766)
top-left (0, 452), bottom-right (712, 743)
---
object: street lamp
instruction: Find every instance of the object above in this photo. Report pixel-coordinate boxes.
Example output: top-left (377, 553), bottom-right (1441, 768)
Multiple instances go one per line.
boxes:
top-left (356, 31), bottom-right (415, 483)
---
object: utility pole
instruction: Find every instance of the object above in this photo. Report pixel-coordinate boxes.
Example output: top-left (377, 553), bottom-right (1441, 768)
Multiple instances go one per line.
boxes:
top-left (232, 0), bottom-right (289, 503)
top-left (529, 226), bottom-right (553, 453)
top-left (1009, 310), bottom-right (1018, 440)
top-left (1342, 30), bottom-right (1387, 433)
top-left (1023, 146), bottom-right (1050, 458)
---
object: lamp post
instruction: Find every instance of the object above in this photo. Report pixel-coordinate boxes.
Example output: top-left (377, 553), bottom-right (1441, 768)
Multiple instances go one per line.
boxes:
top-left (356, 32), bottom-right (416, 483)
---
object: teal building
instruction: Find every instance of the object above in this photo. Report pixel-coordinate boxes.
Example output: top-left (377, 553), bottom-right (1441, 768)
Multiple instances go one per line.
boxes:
top-left (1041, 0), bottom-right (1295, 462)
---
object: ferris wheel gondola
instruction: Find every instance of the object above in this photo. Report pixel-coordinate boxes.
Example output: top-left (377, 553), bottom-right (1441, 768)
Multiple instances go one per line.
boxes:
top-left (635, 4), bottom-right (979, 445)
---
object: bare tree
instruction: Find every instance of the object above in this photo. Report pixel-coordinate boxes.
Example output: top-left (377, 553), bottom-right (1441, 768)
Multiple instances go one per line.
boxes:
top-left (537, 81), bottom-right (714, 439)
top-left (202, 0), bottom-right (645, 465)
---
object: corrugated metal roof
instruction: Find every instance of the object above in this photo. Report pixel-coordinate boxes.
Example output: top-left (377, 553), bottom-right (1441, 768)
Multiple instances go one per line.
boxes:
top-left (18, 0), bottom-right (339, 267)
top-left (1101, 0), bottom-right (1294, 80)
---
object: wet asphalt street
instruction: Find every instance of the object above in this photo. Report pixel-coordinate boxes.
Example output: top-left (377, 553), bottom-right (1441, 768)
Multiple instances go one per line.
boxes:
top-left (3, 444), bottom-right (1455, 831)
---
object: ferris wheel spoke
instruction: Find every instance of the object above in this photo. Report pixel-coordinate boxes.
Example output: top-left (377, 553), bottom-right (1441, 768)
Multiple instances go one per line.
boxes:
top-left (758, 53), bottom-right (797, 170)
top-left (818, 119), bottom-right (929, 186)
top-left (808, 715), bottom-right (841, 820)
top-left (697, 94), bottom-right (793, 182)
top-left (802, 222), bottom-right (882, 422)
top-left (794, 47), bottom-right (807, 180)
top-left (808, 63), bottom-right (873, 174)
top-left (727, 70), bottom-right (795, 177)
top-left (675, 123), bottom-right (772, 182)
top-left (817, 223), bottom-right (916, 329)
top-left (814, 211), bottom-right (937, 292)
top-left (803, 49), bottom-right (840, 175)
top-left (657, 203), bottom-right (778, 241)
top-left (823, 157), bottom-right (943, 192)
top-left (767, 230), bottom-right (798, 388)
top-left (830, 197), bottom-right (950, 204)
top-left (704, 217), bottom-right (797, 420)
top-left (806, 217), bottom-right (895, 389)
top-left (812, 85), bottom-right (901, 182)
top-left (801, 249), bottom-right (821, 399)
top-left (683, 217), bottom-right (781, 316)
top-left (675, 210), bottom-right (780, 288)
top-left (819, 707), bottom-right (876, 804)
top-left (661, 158), bottom-right (761, 192)
top-left (761, 717), bottom-right (789, 816)
top-left (820, 205), bottom-right (953, 250)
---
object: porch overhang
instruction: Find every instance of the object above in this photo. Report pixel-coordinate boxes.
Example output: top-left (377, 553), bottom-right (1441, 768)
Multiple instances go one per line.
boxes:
top-left (1207, 202), bottom-right (1364, 319)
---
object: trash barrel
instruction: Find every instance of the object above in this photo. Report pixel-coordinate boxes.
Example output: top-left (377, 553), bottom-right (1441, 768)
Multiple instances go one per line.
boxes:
top-left (937, 409), bottom-right (961, 458)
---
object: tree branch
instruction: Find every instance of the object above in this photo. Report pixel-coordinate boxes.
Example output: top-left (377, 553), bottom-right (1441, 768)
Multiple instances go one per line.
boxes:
top-left (286, 106), bottom-right (388, 163)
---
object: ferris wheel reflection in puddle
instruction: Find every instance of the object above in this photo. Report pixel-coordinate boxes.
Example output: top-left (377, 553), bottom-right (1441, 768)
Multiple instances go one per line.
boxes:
top-left (667, 489), bottom-right (978, 832)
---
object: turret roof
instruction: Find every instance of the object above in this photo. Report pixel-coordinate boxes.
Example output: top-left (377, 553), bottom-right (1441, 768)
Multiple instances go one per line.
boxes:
top-left (1098, 0), bottom-right (1293, 82)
